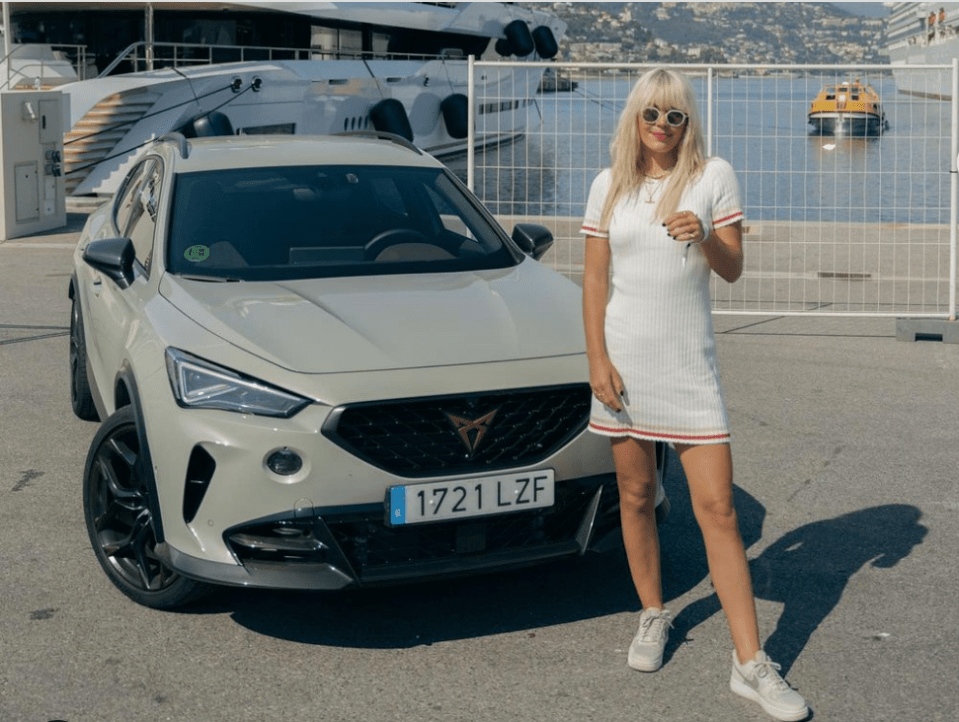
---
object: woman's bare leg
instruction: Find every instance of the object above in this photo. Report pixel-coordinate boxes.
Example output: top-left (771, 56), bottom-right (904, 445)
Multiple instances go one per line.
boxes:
top-left (675, 442), bottom-right (760, 664)
top-left (611, 437), bottom-right (663, 609)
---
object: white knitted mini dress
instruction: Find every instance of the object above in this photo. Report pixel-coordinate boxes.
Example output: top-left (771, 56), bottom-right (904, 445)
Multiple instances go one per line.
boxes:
top-left (580, 157), bottom-right (744, 445)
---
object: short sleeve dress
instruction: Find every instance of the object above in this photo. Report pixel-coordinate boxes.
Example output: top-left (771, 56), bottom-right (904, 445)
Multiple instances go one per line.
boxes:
top-left (580, 157), bottom-right (744, 445)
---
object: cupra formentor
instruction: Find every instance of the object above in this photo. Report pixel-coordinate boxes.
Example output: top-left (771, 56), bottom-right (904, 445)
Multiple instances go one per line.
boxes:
top-left (69, 130), bottom-right (666, 609)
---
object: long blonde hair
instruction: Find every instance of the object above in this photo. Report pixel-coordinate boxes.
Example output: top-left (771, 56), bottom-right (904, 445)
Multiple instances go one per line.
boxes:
top-left (599, 68), bottom-right (707, 229)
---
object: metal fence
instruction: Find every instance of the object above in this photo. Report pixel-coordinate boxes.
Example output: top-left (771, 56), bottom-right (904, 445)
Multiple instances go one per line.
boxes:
top-left (465, 60), bottom-right (958, 319)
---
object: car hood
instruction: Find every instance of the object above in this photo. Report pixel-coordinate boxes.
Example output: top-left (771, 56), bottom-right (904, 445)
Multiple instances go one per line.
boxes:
top-left (158, 262), bottom-right (584, 373)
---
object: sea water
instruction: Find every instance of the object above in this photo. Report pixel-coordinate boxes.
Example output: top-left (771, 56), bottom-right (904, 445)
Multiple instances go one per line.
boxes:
top-left (452, 75), bottom-right (953, 226)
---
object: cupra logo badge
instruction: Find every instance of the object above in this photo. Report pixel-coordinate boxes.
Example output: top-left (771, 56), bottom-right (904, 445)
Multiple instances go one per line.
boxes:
top-left (445, 408), bottom-right (499, 456)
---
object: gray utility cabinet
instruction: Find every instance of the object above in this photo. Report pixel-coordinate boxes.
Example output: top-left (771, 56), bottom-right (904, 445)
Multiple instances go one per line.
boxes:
top-left (0, 90), bottom-right (66, 240)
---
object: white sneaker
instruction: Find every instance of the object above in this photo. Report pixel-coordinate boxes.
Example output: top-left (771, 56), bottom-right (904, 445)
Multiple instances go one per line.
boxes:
top-left (627, 607), bottom-right (673, 672)
top-left (730, 650), bottom-right (810, 721)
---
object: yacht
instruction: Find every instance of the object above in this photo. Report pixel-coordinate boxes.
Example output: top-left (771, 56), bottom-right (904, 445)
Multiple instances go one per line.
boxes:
top-left (1, 2), bottom-right (566, 202)
top-left (885, 2), bottom-right (958, 99)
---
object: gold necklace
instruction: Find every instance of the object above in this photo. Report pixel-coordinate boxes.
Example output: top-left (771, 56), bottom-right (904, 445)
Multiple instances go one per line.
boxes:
top-left (643, 175), bottom-right (666, 203)
top-left (642, 167), bottom-right (671, 203)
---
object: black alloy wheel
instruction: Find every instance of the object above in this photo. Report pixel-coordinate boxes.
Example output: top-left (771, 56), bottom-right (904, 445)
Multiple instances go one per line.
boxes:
top-left (69, 296), bottom-right (99, 421)
top-left (83, 406), bottom-right (211, 609)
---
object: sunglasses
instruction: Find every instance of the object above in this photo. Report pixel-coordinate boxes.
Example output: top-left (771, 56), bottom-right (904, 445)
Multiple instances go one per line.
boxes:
top-left (641, 107), bottom-right (688, 127)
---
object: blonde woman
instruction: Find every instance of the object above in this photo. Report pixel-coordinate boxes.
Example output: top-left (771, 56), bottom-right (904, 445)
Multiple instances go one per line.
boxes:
top-left (581, 67), bottom-right (809, 722)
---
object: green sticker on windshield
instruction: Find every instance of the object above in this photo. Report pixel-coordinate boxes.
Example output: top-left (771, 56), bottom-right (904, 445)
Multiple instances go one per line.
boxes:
top-left (184, 245), bottom-right (210, 262)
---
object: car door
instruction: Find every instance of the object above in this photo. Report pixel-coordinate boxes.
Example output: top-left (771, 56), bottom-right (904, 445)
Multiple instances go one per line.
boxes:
top-left (84, 156), bottom-right (163, 409)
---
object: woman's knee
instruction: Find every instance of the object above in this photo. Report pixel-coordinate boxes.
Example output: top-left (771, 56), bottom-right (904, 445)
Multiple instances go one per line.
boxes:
top-left (617, 473), bottom-right (658, 513)
top-left (611, 437), bottom-right (659, 513)
top-left (693, 495), bottom-right (739, 534)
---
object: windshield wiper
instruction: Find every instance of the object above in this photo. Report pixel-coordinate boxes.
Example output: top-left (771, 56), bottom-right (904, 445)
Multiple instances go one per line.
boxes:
top-left (177, 274), bottom-right (242, 283)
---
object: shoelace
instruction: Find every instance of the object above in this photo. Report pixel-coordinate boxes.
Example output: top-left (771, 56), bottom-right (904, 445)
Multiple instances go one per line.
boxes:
top-left (638, 612), bottom-right (673, 643)
top-left (753, 658), bottom-right (791, 691)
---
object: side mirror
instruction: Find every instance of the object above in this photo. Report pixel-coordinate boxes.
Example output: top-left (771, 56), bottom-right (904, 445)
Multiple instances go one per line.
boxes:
top-left (83, 237), bottom-right (136, 289)
top-left (511, 223), bottom-right (554, 261)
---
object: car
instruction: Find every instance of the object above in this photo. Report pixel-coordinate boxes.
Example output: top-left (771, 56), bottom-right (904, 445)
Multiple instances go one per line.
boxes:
top-left (69, 130), bottom-right (668, 609)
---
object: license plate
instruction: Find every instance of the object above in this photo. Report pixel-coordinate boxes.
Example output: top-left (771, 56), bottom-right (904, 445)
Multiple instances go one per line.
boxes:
top-left (387, 470), bottom-right (555, 526)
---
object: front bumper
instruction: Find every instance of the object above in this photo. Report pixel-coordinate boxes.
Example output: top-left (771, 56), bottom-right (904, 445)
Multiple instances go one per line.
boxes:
top-left (157, 472), bottom-right (620, 590)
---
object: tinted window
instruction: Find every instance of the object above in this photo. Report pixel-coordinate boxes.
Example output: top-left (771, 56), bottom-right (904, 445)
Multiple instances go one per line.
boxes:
top-left (114, 160), bottom-right (151, 235)
top-left (166, 165), bottom-right (517, 280)
top-left (126, 158), bottom-right (162, 275)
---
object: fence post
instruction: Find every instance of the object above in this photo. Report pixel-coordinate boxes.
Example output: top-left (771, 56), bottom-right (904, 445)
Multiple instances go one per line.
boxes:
top-left (707, 66), bottom-right (713, 157)
top-left (951, 58), bottom-right (958, 320)
top-left (467, 55), bottom-right (475, 193)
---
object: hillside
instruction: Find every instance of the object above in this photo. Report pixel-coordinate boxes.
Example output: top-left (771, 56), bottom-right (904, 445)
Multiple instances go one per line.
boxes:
top-left (524, 2), bottom-right (888, 65)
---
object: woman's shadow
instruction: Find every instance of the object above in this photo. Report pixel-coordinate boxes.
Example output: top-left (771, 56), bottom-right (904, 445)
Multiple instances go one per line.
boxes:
top-left (661, 469), bottom-right (927, 675)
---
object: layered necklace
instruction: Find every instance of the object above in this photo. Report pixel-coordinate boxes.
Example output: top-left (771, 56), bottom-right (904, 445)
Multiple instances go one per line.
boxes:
top-left (642, 168), bottom-right (671, 203)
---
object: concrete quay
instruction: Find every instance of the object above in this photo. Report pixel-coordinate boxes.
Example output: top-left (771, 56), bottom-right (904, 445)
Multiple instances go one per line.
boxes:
top-left (500, 215), bottom-right (957, 320)
top-left (1, 217), bottom-right (957, 722)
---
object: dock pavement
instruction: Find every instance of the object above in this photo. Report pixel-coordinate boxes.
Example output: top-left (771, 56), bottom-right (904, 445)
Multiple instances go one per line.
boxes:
top-left (1, 215), bottom-right (957, 722)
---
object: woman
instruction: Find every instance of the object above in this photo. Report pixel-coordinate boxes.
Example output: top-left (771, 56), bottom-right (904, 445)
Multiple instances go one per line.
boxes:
top-left (581, 68), bottom-right (809, 722)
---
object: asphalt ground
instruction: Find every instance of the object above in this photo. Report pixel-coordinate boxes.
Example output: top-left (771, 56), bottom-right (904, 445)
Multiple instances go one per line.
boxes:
top-left (1, 216), bottom-right (957, 722)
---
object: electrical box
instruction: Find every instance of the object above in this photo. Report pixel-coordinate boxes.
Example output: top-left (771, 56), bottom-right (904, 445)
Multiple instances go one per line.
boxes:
top-left (0, 90), bottom-right (66, 240)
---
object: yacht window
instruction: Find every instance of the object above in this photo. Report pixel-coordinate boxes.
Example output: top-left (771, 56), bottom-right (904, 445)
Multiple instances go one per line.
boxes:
top-left (339, 28), bottom-right (363, 55)
top-left (372, 32), bottom-right (389, 55)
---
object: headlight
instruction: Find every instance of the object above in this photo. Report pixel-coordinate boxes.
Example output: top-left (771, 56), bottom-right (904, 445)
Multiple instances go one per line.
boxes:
top-left (165, 348), bottom-right (310, 418)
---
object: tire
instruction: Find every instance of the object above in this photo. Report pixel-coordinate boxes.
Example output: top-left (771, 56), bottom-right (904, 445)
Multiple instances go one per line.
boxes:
top-left (83, 406), bottom-right (212, 609)
top-left (70, 296), bottom-right (99, 421)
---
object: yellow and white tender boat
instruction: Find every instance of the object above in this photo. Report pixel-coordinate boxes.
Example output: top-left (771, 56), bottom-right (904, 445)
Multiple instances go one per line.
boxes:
top-left (808, 79), bottom-right (888, 136)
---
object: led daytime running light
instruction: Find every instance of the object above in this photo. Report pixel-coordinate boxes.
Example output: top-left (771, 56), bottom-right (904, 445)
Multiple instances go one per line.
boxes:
top-left (165, 348), bottom-right (309, 418)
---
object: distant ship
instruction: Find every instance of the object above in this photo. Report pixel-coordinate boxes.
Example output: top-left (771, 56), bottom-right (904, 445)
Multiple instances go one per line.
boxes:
top-left (885, 2), bottom-right (958, 100)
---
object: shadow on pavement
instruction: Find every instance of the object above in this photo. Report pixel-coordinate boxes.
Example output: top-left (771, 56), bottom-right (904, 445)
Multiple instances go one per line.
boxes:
top-left (222, 450), bottom-right (926, 658)
top-left (666, 487), bottom-right (927, 675)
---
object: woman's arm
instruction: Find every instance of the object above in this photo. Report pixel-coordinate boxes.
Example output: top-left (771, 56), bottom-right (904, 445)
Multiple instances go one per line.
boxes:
top-left (699, 220), bottom-right (744, 283)
top-left (583, 236), bottom-right (623, 412)
top-left (664, 212), bottom-right (744, 283)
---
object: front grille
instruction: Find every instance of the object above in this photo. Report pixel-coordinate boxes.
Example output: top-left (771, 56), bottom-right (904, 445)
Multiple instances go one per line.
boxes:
top-left (323, 476), bottom-right (616, 582)
top-left (322, 384), bottom-right (591, 478)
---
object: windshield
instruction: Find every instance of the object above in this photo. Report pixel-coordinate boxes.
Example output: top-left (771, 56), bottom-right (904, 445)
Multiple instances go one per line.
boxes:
top-left (166, 165), bottom-right (518, 280)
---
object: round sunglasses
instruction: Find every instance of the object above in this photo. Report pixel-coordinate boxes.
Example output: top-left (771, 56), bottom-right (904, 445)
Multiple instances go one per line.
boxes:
top-left (641, 107), bottom-right (688, 127)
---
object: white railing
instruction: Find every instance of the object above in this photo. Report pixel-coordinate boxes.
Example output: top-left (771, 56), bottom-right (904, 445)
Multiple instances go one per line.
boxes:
top-left (466, 59), bottom-right (959, 320)
top-left (98, 41), bottom-right (316, 77)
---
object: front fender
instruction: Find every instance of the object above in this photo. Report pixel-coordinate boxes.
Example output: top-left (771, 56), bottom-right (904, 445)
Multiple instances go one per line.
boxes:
top-left (113, 365), bottom-right (166, 544)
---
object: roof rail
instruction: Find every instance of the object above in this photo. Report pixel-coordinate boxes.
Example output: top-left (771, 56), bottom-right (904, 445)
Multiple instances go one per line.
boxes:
top-left (155, 132), bottom-right (190, 159)
top-left (333, 130), bottom-right (423, 155)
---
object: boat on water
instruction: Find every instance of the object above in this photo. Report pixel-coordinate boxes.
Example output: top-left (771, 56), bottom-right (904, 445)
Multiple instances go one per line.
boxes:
top-left (0, 2), bottom-right (566, 202)
top-left (807, 79), bottom-right (888, 136)
top-left (538, 68), bottom-right (579, 93)
top-left (886, 2), bottom-right (958, 99)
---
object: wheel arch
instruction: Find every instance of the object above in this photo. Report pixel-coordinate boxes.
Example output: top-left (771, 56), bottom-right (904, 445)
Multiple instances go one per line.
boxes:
top-left (113, 364), bottom-right (166, 544)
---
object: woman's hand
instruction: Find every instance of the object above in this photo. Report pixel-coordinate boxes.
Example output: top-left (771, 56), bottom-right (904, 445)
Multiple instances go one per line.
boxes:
top-left (665, 211), bottom-right (744, 283)
top-left (664, 210), bottom-right (705, 244)
top-left (589, 356), bottom-right (625, 413)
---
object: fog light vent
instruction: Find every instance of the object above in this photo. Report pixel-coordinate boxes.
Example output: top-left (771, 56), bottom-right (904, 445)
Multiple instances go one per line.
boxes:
top-left (267, 448), bottom-right (303, 476)
top-left (183, 445), bottom-right (216, 523)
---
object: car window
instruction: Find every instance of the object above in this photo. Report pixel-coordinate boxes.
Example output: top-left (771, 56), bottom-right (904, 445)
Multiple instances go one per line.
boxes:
top-left (166, 165), bottom-right (519, 281)
top-left (113, 161), bottom-right (150, 235)
top-left (125, 158), bottom-right (162, 275)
